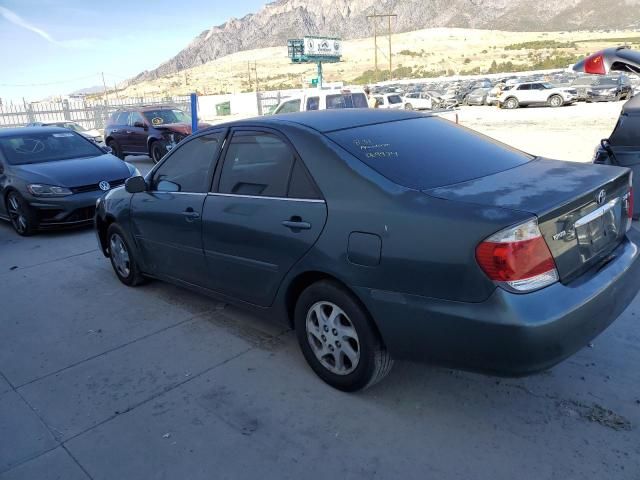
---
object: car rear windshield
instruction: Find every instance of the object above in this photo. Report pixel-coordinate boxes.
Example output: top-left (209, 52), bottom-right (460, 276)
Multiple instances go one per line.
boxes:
top-left (142, 109), bottom-right (190, 126)
top-left (388, 95), bottom-right (402, 104)
top-left (0, 131), bottom-right (102, 165)
top-left (327, 117), bottom-right (533, 190)
top-left (326, 93), bottom-right (368, 109)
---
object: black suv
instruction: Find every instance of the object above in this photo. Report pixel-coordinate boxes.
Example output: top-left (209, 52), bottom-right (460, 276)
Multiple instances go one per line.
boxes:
top-left (104, 106), bottom-right (207, 163)
top-left (586, 76), bottom-right (634, 103)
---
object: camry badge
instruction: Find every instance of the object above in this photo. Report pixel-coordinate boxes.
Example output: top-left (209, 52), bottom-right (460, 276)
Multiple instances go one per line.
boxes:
top-left (596, 189), bottom-right (606, 205)
top-left (99, 181), bottom-right (111, 191)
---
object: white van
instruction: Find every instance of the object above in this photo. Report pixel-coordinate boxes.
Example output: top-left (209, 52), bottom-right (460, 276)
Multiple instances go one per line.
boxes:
top-left (272, 88), bottom-right (368, 114)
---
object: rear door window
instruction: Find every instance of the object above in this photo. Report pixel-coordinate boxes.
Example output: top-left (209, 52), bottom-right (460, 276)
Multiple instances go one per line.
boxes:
top-left (327, 117), bottom-right (533, 190)
top-left (326, 93), bottom-right (368, 109)
top-left (306, 97), bottom-right (319, 111)
top-left (218, 131), bottom-right (295, 197)
top-left (388, 95), bottom-right (403, 104)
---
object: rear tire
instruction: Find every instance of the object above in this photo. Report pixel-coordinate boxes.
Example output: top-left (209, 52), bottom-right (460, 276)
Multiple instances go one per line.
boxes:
top-left (107, 223), bottom-right (145, 286)
top-left (108, 140), bottom-right (125, 160)
top-left (404, 103), bottom-right (413, 110)
top-left (6, 191), bottom-right (37, 236)
top-left (294, 280), bottom-right (393, 391)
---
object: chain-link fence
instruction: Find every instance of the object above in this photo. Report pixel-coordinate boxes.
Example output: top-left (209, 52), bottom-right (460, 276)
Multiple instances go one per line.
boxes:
top-left (0, 96), bottom-right (191, 130)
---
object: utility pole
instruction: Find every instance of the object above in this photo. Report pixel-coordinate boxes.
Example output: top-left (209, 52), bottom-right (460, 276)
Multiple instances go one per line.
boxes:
top-left (366, 12), bottom-right (397, 81)
top-left (100, 72), bottom-right (109, 104)
top-left (247, 61), bottom-right (253, 90)
top-left (254, 61), bottom-right (259, 94)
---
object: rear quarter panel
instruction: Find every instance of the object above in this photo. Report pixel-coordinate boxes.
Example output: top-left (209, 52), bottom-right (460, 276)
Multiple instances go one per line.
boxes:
top-left (278, 125), bottom-right (530, 304)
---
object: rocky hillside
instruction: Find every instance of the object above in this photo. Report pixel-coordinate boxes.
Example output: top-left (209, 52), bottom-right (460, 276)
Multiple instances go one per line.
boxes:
top-left (132, 0), bottom-right (640, 83)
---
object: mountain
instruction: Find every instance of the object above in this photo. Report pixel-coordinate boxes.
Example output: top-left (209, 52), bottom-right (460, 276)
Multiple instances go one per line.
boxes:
top-left (132, 0), bottom-right (640, 83)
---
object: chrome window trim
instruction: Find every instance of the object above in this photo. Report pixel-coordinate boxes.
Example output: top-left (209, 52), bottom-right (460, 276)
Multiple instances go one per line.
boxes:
top-left (207, 192), bottom-right (325, 204)
top-left (147, 191), bottom-right (208, 196)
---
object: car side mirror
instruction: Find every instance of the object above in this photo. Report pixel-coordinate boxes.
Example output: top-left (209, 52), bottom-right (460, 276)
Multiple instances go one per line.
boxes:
top-left (134, 121), bottom-right (147, 130)
top-left (601, 138), bottom-right (612, 151)
top-left (125, 176), bottom-right (147, 194)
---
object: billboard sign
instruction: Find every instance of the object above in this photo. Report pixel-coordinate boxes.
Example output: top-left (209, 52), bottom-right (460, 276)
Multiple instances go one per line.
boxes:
top-left (304, 37), bottom-right (342, 58)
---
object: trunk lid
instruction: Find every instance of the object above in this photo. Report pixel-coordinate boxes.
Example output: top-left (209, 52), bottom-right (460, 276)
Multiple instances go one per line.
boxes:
top-left (427, 158), bottom-right (632, 283)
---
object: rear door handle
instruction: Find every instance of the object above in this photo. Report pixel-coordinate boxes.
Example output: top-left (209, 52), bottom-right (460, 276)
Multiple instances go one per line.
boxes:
top-left (125, 130), bottom-right (133, 134)
top-left (282, 220), bottom-right (311, 230)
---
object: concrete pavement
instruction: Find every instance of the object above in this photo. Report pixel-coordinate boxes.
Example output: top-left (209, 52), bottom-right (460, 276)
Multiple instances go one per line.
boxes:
top-left (1, 157), bottom-right (639, 479)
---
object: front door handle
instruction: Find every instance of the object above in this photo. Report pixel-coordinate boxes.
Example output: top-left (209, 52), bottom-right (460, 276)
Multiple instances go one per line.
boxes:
top-left (282, 217), bottom-right (311, 230)
top-left (183, 208), bottom-right (200, 221)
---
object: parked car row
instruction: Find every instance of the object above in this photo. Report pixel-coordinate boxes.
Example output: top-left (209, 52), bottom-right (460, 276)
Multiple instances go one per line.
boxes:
top-left (367, 71), bottom-right (637, 109)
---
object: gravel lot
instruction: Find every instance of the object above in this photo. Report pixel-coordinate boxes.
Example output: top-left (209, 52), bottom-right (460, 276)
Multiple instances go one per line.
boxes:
top-left (1, 110), bottom-right (640, 479)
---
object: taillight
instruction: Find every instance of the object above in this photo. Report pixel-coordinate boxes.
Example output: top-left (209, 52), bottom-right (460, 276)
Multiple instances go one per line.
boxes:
top-left (476, 218), bottom-right (559, 293)
top-left (584, 52), bottom-right (606, 75)
top-left (624, 173), bottom-right (633, 231)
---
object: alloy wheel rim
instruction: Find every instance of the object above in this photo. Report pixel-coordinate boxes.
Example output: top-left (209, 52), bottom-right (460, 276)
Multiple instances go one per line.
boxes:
top-left (7, 195), bottom-right (27, 234)
top-left (552, 96), bottom-right (561, 107)
top-left (305, 301), bottom-right (360, 375)
top-left (109, 233), bottom-right (131, 278)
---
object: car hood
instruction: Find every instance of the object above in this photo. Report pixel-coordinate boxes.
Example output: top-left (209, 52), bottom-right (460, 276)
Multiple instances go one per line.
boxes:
top-left (14, 154), bottom-right (131, 188)
top-left (82, 129), bottom-right (102, 138)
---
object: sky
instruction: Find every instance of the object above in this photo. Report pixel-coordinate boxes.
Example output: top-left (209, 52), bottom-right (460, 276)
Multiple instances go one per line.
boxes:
top-left (0, 0), bottom-right (266, 102)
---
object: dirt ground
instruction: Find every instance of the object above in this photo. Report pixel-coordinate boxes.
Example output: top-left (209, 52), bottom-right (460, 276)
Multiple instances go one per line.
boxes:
top-left (458, 101), bottom-right (624, 162)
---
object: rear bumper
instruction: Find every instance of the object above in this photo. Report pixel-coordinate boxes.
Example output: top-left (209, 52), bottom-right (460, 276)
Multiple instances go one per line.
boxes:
top-left (356, 231), bottom-right (640, 376)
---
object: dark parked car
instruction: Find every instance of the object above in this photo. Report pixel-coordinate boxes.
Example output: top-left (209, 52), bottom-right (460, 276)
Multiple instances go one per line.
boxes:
top-left (571, 76), bottom-right (599, 101)
top-left (586, 75), bottom-right (634, 102)
top-left (0, 127), bottom-right (137, 235)
top-left (104, 106), bottom-right (208, 163)
top-left (464, 88), bottom-right (490, 106)
top-left (594, 94), bottom-right (640, 217)
top-left (95, 109), bottom-right (639, 391)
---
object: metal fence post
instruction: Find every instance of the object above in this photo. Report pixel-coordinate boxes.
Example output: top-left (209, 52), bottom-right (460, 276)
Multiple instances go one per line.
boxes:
top-left (190, 93), bottom-right (198, 133)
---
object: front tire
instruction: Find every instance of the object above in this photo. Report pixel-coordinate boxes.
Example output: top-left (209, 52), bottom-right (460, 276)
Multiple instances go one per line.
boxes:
top-left (548, 95), bottom-right (563, 108)
top-left (6, 191), bottom-right (37, 236)
top-left (294, 280), bottom-right (393, 391)
top-left (503, 97), bottom-right (519, 109)
top-left (150, 141), bottom-right (167, 164)
top-left (107, 224), bottom-right (145, 286)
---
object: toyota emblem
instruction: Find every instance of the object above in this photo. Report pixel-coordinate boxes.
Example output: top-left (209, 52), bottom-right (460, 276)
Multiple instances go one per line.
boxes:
top-left (596, 189), bottom-right (606, 205)
top-left (99, 181), bottom-right (111, 192)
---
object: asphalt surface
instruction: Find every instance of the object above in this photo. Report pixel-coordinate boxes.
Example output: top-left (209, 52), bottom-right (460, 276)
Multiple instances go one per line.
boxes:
top-left (1, 156), bottom-right (639, 479)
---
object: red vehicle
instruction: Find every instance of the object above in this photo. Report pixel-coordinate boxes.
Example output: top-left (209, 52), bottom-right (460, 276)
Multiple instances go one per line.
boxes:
top-left (104, 106), bottom-right (209, 163)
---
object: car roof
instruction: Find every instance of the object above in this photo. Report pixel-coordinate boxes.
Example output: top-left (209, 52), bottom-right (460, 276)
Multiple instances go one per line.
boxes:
top-left (0, 126), bottom-right (70, 137)
top-left (206, 109), bottom-right (428, 134)
top-left (114, 105), bottom-right (178, 112)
